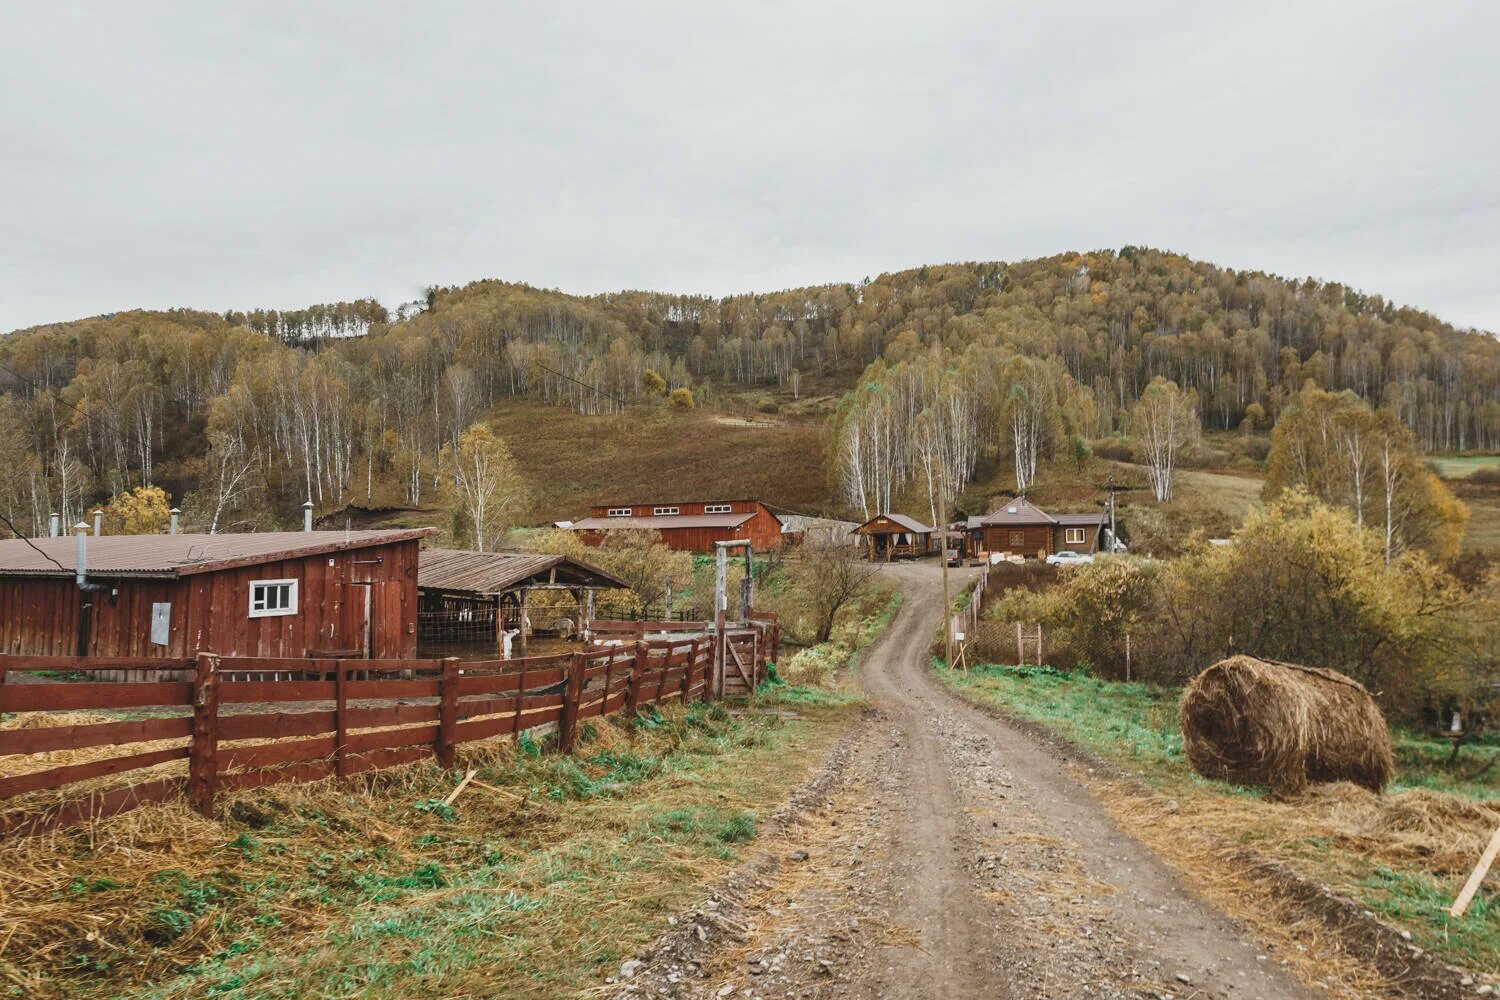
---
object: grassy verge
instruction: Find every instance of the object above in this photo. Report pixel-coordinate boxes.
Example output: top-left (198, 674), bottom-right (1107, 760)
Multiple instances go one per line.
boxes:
top-left (0, 700), bottom-right (856, 999)
top-left (936, 662), bottom-right (1500, 975)
top-left (764, 589), bottom-right (902, 703)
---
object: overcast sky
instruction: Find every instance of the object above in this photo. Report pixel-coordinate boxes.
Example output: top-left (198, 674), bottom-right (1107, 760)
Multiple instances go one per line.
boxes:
top-left (3, 2), bottom-right (1497, 334)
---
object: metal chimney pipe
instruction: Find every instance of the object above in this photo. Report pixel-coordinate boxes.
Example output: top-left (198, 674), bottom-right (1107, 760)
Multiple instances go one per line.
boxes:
top-left (169, 507), bottom-right (181, 535)
top-left (92, 508), bottom-right (103, 537)
top-left (75, 522), bottom-right (89, 589)
top-left (49, 513), bottom-right (59, 538)
top-left (303, 500), bottom-right (314, 532)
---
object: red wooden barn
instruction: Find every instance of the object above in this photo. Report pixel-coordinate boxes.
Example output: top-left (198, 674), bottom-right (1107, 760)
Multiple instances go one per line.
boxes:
top-left (567, 500), bottom-right (784, 553)
top-left (0, 529), bottom-right (434, 660)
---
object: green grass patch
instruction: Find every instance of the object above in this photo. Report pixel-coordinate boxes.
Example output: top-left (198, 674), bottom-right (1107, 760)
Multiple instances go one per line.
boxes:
top-left (936, 658), bottom-right (1500, 974)
top-left (5, 699), bottom-right (855, 1000)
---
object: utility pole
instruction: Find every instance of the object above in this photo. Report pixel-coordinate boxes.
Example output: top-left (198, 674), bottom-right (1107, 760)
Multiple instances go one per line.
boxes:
top-left (1107, 471), bottom-right (1118, 553)
top-left (939, 461), bottom-right (951, 667)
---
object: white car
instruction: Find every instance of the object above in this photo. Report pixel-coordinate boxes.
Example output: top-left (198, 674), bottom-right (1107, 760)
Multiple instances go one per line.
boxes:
top-left (1046, 550), bottom-right (1094, 567)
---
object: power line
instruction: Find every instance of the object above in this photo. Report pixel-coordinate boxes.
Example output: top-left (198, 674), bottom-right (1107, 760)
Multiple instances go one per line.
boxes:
top-left (0, 510), bottom-right (69, 573)
top-left (535, 364), bottom-right (629, 409)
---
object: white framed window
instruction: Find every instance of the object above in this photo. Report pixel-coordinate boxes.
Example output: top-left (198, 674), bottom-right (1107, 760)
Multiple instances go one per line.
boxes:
top-left (606, 508), bottom-right (632, 517)
top-left (653, 506), bottom-right (679, 516)
top-left (249, 578), bottom-right (298, 618)
top-left (1065, 527), bottom-right (1086, 544)
top-left (704, 503), bottom-right (732, 514)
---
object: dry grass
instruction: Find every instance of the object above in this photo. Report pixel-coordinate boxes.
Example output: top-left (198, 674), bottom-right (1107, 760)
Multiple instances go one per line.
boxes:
top-left (1180, 656), bottom-right (1395, 795)
top-left (0, 699), bottom-right (855, 998)
top-left (1090, 777), bottom-right (1409, 999)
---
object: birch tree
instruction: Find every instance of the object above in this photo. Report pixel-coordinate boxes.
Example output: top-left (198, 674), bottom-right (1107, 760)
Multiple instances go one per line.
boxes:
top-left (1131, 377), bottom-right (1198, 502)
top-left (442, 423), bottom-right (527, 551)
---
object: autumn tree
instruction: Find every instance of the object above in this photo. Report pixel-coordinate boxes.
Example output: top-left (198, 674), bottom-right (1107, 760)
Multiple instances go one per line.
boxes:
top-left (441, 424), bottom-right (527, 551)
top-left (1131, 378), bottom-right (1198, 502)
top-left (1264, 387), bottom-right (1466, 562)
top-left (793, 539), bottom-right (879, 643)
top-left (103, 485), bottom-right (171, 534)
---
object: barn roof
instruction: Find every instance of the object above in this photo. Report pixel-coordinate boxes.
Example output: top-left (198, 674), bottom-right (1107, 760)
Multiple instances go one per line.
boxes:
top-left (853, 513), bottom-right (934, 535)
top-left (418, 549), bottom-right (628, 596)
top-left (0, 529), bottom-right (436, 579)
top-left (570, 512), bottom-right (754, 531)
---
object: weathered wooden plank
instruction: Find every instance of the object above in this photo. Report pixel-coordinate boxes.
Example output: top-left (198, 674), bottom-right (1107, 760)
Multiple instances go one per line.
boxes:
top-left (344, 704), bottom-right (439, 729)
top-left (344, 724), bottom-right (439, 753)
top-left (218, 680), bottom-right (335, 704)
top-left (455, 667), bottom-right (565, 695)
top-left (453, 707), bottom-right (562, 743)
top-left (344, 745), bottom-right (432, 775)
top-left (0, 777), bottom-right (184, 838)
top-left (0, 746), bottom-right (189, 799)
top-left (0, 681), bottom-right (193, 712)
top-left (0, 715), bottom-right (191, 756)
top-left (344, 679), bottom-right (440, 700)
top-left (0, 655), bottom-right (195, 672)
top-left (219, 735), bottom-right (337, 770)
top-left (218, 760), bottom-right (335, 792)
top-left (219, 710), bottom-right (335, 741)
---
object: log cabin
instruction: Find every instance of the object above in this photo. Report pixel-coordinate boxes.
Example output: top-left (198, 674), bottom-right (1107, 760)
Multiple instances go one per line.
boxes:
top-left (568, 499), bottom-right (784, 553)
top-left (0, 529), bottom-right (435, 660)
top-left (964, 498), bottom-right (1109, 560)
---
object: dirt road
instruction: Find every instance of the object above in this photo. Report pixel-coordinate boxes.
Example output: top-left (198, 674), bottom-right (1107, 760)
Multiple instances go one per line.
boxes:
top-left (615, 563), bottom-right (1326, 999)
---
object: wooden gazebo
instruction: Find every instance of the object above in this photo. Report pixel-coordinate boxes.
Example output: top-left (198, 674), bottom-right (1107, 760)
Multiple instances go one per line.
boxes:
top-left (851, 514), bottom-right (935, 561)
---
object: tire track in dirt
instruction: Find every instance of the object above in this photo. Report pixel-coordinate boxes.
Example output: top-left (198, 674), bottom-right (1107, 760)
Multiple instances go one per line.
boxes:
top-left (611, 563), bottom-right (1329, 999)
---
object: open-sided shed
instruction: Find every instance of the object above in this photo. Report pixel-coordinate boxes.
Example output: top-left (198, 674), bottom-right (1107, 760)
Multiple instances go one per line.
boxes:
top-left (852, 513), bottom-right (935, 561)
top-left (417, 549), bottom-right (628, 655)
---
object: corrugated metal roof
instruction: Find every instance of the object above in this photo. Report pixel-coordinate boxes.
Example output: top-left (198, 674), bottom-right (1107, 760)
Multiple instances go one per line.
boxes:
top-left (1053, 512), bottom-right (1105, 526)
top-left (570, 513), bottom-right (754, 531)
top-left (0, 529), bottom-right (436, 579)
top-left (979, 498), bottom-right (1057, 526)
top-left (854, 513), bottom-right (934, 534)
top-left (418, 549), bottom-right (628, 595)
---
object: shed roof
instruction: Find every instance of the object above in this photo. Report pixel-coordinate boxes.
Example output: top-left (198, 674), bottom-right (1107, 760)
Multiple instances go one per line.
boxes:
top-left (1053, 512), bottom-right (1105, 526)
top-left (0, 529), bottom-right (435, 579)
top-left (418, 549), bottom-right (628, 596)
top-left (853, 513), bottom-right (934, 535)
top-left (570, 512), bottom-right (754, 531)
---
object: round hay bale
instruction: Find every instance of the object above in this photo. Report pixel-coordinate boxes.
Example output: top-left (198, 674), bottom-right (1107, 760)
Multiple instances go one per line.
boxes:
top-left (1178, 655), bottom-right (1394, 796)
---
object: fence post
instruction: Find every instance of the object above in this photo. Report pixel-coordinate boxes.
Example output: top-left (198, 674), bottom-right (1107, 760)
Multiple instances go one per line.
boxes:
top-left (1016, 622), bottom-right (1023, 666)
top-left (437, 657), bottom-right (460, 769)
top-left (681, 639), bottom-right (696, 702)
top-left (188, 652), bottom-right (220, 818)
top-left (559, 651), bottom-right (586, 753)
top-left (626, 642), bottom-right (646, 715)
top-left (335, 660), bottom-right (349, 778)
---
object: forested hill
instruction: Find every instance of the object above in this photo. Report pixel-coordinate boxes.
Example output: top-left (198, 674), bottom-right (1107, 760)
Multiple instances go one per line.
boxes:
top-left (1, 247), bottom-right (1497, 535)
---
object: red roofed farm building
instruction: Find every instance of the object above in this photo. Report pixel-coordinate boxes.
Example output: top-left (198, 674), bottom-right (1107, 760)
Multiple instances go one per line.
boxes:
top-left (568, 500), bottom-right (784, 553)
top-left (0, 529), bottom-right (434, 660)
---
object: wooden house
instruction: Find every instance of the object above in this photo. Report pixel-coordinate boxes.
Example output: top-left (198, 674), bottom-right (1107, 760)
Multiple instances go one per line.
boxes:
top-left (965, 498), bottom-right (1107, 560)
top-left (0, 529), bottom-right (434, 660)
top-left (569, 500), bottom-right (784, 553)
top-left (852, 513), bottom-right (935, 561)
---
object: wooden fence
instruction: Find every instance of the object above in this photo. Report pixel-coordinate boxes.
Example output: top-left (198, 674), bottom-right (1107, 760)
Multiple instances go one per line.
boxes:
top-left (0, 619), bottom-right (776, 838)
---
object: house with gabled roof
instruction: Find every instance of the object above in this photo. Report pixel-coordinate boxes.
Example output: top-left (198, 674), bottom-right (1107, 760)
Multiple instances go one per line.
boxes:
top-left (964, 498), bottom-right (1112, 560)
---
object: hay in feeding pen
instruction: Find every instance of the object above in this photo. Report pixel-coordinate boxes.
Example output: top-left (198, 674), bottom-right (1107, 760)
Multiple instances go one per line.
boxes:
top-left (1179, 655), bottom-right (1394, 796)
